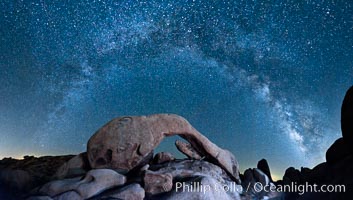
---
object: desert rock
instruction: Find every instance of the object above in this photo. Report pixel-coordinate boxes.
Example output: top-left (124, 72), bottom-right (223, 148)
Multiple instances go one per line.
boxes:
top-left (0, 169), bottom-right (33, 191)
top-left (257, 158), bottom-right (273, 182)
top-left (101, 183), bottom-right (145, 200)
top-left (87, 114), bottom-right (240, 183)
top-left (144, 171), bottom-right (173, 195)
top-left (175, 140), bottom-right (202, 160)
top-left (341, 86), bottom-right (353, 146)
top-left (26, 196), bottom-right (53, 200)
top-left (54, 152), bottom-right (90, 179)
top-left (326, 137), bottom-right (351, 164)
top-left (153, 152), bottom-right (175, 164)
top-left (54, 191), bottom-right (81, 200)
top-left (39, 169), bottom-right (126, 199)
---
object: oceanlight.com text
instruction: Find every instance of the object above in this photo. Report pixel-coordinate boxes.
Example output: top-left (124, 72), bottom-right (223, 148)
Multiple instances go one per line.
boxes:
top-left (175, 181), bottom-right (346, 195)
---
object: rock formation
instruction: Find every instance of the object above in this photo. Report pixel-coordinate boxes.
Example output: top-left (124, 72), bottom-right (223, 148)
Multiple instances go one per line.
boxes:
top-left (1, 86), bottom-right (353, 200)
top-left (279, 86), bottom-right (353, 200)
top-left (152, 152), bottom-right (175, 164)
top-left (341, 85), bottom-right (353, 147)
top-left (241, 167), bottom-right (279, 199)
top-left (54, 152), bottom-right (90, 179)
top-left (39, 169), bottom-right (126, 199)
top-left (257, 159), bottom-right (273, 182)
top-left (175, 140), bottom-right (203, 160)
top-left (87, 114), bottom-right (240, 183)
top-left (0, 114), bottom-right (249, 200)
top-left (0, 155), bottom-right (73, 195)
top-left (99, 183), bottom-right (145, 200)
top-left (325, 137), bottom-right (350, 165)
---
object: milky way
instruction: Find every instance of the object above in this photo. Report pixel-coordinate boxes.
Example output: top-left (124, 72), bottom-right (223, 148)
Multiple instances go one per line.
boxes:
top-left (1, 0), bottom-right (353, 177)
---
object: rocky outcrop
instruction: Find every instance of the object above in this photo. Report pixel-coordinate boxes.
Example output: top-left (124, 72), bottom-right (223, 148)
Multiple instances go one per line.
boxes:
top-left (87, 114), bottom-right (240, 183)
top-left (280, 86), bottom-right (353, 200)
top-left (152, 152), bottom-right (175, 164)
top-left (242, 167), bottom-right (280, 199)
top-left (54, 191), bottom-right (81, 200)
top-left (175, 140), bottom-right (202, 160)
top-left (101, 183), bottom-right (145, 200)
top-left (39, 169), bottom-right (126, 199)
top-left (0, 155), bottom-right (73, 197)
top-left (54, 152), bottom-right (90, 179)
top-left (148, 160), bottom-right (233, 184)
top-left (24, 158), bottom-right (245, 200)
top-left (282, 167), bottom-right (301, 185)
top-left (0, 114), bottom-right (242, 200)
top-left (0, 169), bottom-right (33, 191)
top-left (341, 85), bottom-right (353, 147)
top-left (325, 137), bottom-right (351, 164)
top-left (144, 171), bottom-right (174, 195)
top-left (26, 196), bottom-right (53, 200)
top-left (257, 158), bottom-right (273, 182)
top-left (143, 159), bottom-right (236, 197)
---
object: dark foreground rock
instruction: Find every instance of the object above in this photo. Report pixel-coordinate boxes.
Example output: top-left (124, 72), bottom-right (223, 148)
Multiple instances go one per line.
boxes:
top-left (341, 85), bottom-right (353, 147)
top-left (280, 86), bottom-right (353, 200)
top-left (257, 159), bottom-right (273, 182)
top-left (0, 155), bottom-right (74, 199)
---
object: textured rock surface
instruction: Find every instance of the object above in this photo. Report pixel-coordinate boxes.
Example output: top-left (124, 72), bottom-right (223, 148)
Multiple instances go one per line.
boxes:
top-left (26, 196), bottom-right (53, 200)
top-left (175, 140), bottom-right (202, 160)
top-left (39, 169), bottom-right (126, 199)
top-left (87, 114), bottom-right (240, 183)
top-left (149, 160), bottom-right (233, 184)
top-left (143, 160), bottom-right (240, 197)
top-left (253, 168), bottom-right (270, 187)
top-left (144, 171), bottom-right (173, 195)
top-left (242, 168), bottom-right (279, 199)
top-left (54, 191), bottom-right (81, 200)
top-left (54, 152), bottom-right (90, 179)
top-left (153, 152), bottom-right (175, 164)
top-left (101, 183), bottom-right (145, 200)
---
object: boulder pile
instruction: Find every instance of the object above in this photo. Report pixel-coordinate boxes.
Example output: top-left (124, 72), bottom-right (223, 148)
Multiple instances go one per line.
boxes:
top-left (2, 86), bottom-right (352, 200)
top-left (0, 114), bottom-right (279, 200)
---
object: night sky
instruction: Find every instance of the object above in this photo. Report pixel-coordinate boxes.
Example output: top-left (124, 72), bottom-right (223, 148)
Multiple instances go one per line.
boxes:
top-left (1, 0), bottom-right (353, 179)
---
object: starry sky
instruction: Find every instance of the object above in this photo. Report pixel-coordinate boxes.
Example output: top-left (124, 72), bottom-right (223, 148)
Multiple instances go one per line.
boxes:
top-left (1, 0), bottom-right (353, 178)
